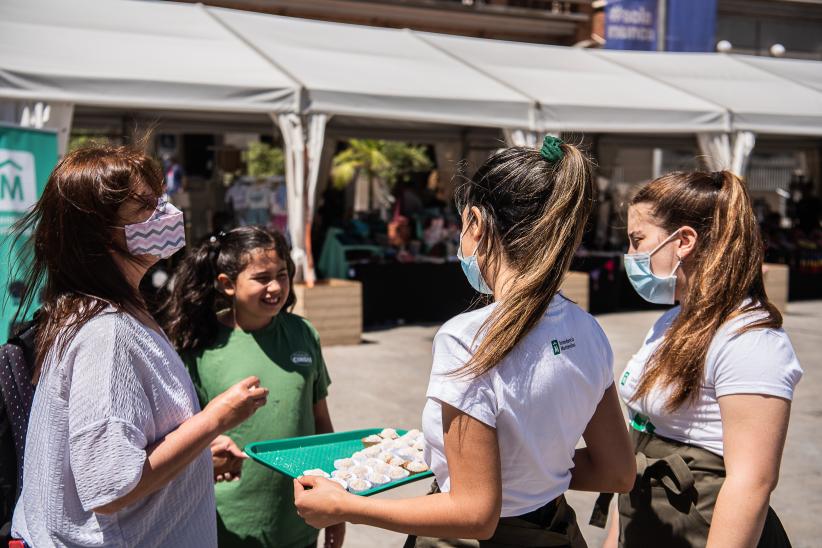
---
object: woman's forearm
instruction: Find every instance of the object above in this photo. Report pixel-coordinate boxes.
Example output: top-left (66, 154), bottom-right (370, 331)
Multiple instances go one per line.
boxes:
top-left (343, 491), bottom-right (499, 540)
top-left (706, 478), bottom-right (771, 548)
top-left (94, 375), bottom-right (267, 513)
top-left (296, 405), bottom-right (501, 539)
top-left (570, 386), bottom-right (636, 494)
top-left (569, 448), bottom-right (635, 493)
top-left (93, 409), bottom-right (221, 514)
top-left (569, 448), bottom-right (600, 491)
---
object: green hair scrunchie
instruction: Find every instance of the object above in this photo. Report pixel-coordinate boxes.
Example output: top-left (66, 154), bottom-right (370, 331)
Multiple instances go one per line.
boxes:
top-left (540, 135), bottom-right (564, 163)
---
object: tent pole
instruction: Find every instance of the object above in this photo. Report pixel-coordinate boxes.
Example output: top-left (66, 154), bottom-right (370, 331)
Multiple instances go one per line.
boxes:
top-left (657, 0), bottom-right (667, 52)
top-left (303, 139), bottom-right (315, 287)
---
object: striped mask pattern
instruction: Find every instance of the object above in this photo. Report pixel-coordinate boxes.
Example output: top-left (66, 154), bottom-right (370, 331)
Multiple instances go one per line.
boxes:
top-left (125, 200), bottom-right (186, 259)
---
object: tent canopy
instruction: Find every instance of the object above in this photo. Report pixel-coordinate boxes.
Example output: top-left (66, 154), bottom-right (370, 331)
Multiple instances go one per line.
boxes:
top-left (210, 7), bottom-right (534, 129)
top-left (419, 32), bottom-right (729, 133)
top-left (595, 50), bottom-right (822, 136)
top-left (0, 0), bottom-right (296, 113)
top-left (738, 56), bottom-right (822, 94)
top-left (3, 0), bottom-right (821, 135)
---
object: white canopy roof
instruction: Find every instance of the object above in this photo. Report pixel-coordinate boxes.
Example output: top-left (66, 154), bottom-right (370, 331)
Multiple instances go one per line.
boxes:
top-left (594, 50), bottom-right (822, 136)
top-left (2, 0), bottom-right (822, 135)
top-left (418, 32), bottom-right (729, 133)
top-left (209, 7), bottom-right (534, 129)
top-left (0, 0), bottom-right (296, 113)
top-left (737, 56), bottom-right (822, 94)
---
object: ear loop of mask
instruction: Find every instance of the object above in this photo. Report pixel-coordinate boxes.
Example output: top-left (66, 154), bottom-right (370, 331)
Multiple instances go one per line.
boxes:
top-left (649, 229), bottom-right (683, 277)
top-left (458, 208), bottom-right (483, 257)
top-left (457, 226), bottom-right (479, 261)
top-left (457, 209), bottom-right (494, 295)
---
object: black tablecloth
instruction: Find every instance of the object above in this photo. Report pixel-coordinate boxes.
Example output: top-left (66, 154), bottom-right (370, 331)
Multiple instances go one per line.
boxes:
top-left (348, 257), bottom-right (672, 327)
top-left (348, 261), bottom-right (482, 327)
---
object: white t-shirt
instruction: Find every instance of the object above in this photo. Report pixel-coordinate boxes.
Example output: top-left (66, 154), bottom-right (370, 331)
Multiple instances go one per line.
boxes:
top-left (618, 305), bottom-right (803, 456)
top-left (12, 309), bottom-right (217, 547)
top-left (422, 294), bottom-right (614, 517)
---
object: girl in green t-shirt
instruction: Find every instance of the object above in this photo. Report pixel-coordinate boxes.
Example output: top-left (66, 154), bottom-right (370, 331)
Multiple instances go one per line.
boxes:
top-left (161, 226), bottom-right (344, 548)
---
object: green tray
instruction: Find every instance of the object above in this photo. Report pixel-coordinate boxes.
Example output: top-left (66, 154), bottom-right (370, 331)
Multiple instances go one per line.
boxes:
top-left (245, 428), bottom-right (433, 496)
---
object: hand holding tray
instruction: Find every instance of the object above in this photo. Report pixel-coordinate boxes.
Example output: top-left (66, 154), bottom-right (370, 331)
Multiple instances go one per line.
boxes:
top-left (245, 428), bottom-right (433, 496)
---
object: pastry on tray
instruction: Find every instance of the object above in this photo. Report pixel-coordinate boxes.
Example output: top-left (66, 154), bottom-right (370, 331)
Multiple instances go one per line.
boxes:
top-left (347, 478), bottom-right (372, 493)
top-left (403, 460), bottom-right (430, 474)
top-left (361, 434), bottom-right (383, 447)
top-left (302, 468), bottom-right (330, 478)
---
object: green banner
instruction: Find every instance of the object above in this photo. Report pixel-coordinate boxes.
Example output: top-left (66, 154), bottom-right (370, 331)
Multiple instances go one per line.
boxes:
top-left (0, 124), bottom-right (58, 342)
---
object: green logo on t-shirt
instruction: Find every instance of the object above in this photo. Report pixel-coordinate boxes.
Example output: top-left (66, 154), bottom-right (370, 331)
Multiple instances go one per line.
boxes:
top-left (620, 370), bottom-right (630, 386)
top-left (551, 338), bottom-right (576, 355)
top-left (290, 351), bottom-right (313, 365)
top-left (630, 413), bottom-right (656, 434)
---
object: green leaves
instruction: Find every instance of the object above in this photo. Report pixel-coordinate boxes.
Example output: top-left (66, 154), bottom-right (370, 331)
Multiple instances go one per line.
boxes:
top-left (331, 139), bottom-right (432, 190)
top-left (243, 142), bottom-right (285, 178)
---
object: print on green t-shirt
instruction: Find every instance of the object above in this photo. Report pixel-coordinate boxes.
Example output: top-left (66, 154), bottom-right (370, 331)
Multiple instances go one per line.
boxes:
top-left (185, 313), bottom-right (331, 548)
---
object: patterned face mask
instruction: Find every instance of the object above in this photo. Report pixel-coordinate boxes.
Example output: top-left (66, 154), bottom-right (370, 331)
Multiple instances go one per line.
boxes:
top-left (124, 198), bottom-right (186, 259)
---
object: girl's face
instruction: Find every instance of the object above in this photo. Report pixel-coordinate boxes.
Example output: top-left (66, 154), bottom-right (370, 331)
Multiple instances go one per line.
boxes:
top-left (220, 247), bottom-right (290, 324)
top-left (627, 203), bottom-right (700, 302)
top-left (627, 203), bottom-right (682, 277)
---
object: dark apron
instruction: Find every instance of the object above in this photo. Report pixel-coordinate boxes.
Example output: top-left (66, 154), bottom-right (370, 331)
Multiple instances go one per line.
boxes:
top-left (404, 482), bottom-right (587, 548)
top-left (590, 429), bottom-right (791, 548)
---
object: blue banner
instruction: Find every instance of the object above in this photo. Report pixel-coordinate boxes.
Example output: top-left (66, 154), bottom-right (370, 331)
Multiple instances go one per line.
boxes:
top-left (605, 0), bottom-right (658, 51)
top-left (665, 0), bottom-right (717, 52)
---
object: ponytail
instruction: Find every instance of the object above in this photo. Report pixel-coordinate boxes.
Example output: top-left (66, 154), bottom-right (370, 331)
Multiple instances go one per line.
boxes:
top-left (629, 171), bottom-right (781, 411)
top-left (161, 226), bottom-right (296, 353)
top-left (455, 140), bottom-right (595, 378)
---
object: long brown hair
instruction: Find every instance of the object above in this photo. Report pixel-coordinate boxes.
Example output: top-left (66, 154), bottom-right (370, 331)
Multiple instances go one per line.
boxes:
top-left (629, 170), bottom-right (781, 411)
top-left (454, 141), bottom-right (594, 378)
top-left (160, 226), bottom-right (296, 354)
top-left (9, 145), bottom-right (164, 382)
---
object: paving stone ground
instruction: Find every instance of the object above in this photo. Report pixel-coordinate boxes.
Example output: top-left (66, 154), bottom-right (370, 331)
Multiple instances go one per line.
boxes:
top-left (320, 300), bottom-right (822, 548)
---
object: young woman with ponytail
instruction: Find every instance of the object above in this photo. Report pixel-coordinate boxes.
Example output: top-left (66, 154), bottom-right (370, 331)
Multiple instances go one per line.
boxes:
top-left (603, 170), bottom-right (803, 547)
top-left (293, 137), bottom-right (636, 547)
top-left (161, 226), bottom-right (343, 548)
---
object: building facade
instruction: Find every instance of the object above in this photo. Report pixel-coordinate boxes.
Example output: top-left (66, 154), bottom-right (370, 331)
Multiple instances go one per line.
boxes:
top-left (177, 0), bottom-right (596, 45)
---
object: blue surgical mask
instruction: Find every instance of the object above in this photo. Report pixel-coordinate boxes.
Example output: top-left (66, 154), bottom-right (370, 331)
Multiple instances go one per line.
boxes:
top-left (624, 230), bottom-right (682, 305)
top-left (457, 231), bottom-right (493, 295)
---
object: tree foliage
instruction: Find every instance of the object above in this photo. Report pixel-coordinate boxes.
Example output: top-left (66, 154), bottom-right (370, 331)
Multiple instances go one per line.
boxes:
top-left (331, 139), bottom-right (432, 190)
top-left (243, 141), bottom-right (285, 178)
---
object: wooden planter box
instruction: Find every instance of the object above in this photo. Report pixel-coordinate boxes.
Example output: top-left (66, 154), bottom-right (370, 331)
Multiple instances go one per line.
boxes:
top-left (560, 271), bottom-right (589, 312)
top-left (292, 279), bottom-right (362, 346)
top-left (763, 263), bottom-right (789, 315)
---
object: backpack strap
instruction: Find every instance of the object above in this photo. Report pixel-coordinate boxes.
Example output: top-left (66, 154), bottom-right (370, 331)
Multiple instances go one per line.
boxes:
top-left (0, 316), bottom-right (37, 500)
top-left (7, 318), bottom-right (37, 371)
